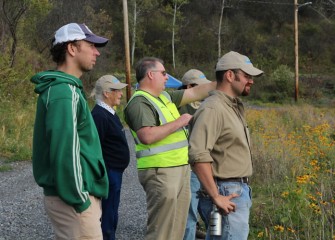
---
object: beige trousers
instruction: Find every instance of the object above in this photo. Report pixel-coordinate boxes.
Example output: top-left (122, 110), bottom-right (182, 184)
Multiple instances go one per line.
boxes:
top-left (44, 195), bottom-right (102, 240)
top-left (138, 164), bottom-right (191, 240)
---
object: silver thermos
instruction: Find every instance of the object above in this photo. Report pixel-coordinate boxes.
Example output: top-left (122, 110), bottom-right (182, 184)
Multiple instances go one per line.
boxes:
top-left (209, 204), bottom-right (222, 236)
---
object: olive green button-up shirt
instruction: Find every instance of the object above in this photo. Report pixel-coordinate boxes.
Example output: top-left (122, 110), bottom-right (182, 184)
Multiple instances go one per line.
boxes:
top-left (188, 90), bottom-right (252, 179)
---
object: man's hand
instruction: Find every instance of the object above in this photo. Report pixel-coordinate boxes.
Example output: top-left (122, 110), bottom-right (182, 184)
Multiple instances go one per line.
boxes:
top-left (212, 193), bottom-right (239, 215)
top-left (136, 113), bottom-right (192, 144)
top-left (176, 113), bottom-right (192, 127)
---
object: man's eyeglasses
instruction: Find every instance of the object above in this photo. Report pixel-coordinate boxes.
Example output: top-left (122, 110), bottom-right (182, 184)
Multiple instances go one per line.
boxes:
top-left (232, 70), bottom-right (253, 80)
top-left (151, 70), bottom-right (167, 77)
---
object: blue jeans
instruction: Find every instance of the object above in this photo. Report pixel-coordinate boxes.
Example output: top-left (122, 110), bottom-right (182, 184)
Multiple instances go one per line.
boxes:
top-left (198, 182), bottom-right (252, 240)
top-left (101, 168), bottom-right (124, 240)
top-left (183, 171), bottom-right (201, 240)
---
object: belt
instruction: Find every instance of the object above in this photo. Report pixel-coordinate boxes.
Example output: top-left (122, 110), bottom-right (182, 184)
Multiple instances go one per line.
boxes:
top-left (216, 177), bottom-right (249, 184)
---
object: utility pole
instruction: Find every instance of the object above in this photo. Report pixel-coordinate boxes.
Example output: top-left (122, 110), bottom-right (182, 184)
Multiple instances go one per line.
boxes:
top-left (294, 0), bottom-right (299, 102)
top-left (123, 0), bottom-right (132, 102)
top-left (294, 1), bottom-right (312, 102)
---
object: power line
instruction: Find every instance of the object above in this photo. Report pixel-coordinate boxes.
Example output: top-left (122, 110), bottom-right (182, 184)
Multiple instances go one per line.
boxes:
top-left (239, 0), bottom-right (294, 5)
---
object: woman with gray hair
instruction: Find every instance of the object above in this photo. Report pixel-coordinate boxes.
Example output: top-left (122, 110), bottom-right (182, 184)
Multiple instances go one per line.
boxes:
top-left (90, 75), bottom-right (130, 240)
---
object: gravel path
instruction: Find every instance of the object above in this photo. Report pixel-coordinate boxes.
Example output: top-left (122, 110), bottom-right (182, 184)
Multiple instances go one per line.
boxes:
top-left (0, 130), bottom-right (147, 240)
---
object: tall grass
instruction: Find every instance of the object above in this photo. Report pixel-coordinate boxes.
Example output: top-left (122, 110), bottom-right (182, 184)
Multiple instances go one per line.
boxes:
top-left (247, 104), bottom-right (335, 240)
top-left (0, 100), bottom-right (36, 161)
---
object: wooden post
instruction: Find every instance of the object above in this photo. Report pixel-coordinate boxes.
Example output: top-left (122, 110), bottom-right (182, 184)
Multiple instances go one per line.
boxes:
top-left (123, 0), bottom-right (132, 102)
top-left (294, 0), bottom-right (299, 102)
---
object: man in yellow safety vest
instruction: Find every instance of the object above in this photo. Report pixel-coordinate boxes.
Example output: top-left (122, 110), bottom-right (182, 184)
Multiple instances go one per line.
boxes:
top-left (124, 57), bottom-right (216, 240)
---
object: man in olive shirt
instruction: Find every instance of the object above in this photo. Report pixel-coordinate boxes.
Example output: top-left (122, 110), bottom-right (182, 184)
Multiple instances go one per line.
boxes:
top-left (188, 51), bottom-right (263, 240)
top-left (124, 57), bottom-right (216, 240)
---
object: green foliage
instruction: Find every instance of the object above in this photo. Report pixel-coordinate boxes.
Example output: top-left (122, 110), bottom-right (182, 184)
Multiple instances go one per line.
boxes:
top-left (0, 0), bottom-right (334, 162)
top-left (0, 100), bottom-right (35, 161)
top-left (0, 42), bottom-right (36, 161)
top-left (251, 65), bottom-right (295, 103)
top-left (271, 65), bottom-right (294, 97)
top-left (19, 0), bottom-right (53, 50)
top-left (0, 0), bottom-right (333, 152)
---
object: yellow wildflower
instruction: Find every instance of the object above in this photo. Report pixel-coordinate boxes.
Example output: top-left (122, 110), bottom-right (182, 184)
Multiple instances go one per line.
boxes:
top-left (274, 225), bottom-right (284, 232)
top-left (281, 191), bottom-right (289, 198)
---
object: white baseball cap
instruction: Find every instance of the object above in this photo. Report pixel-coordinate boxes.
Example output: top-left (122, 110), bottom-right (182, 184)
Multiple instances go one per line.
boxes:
top-left (53, 23), bottom-right (108, 47)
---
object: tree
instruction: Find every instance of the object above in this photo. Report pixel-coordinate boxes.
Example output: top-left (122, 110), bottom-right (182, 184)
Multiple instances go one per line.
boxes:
top-left (217, 0), bottom-right (225, 58)
top-left (129, 0), bottom-right (158, 65)
top-left (20, 0), bottom-right (52, 54)
top-left (1, 0), bottom-right (28, 67)
top-left (170, 0), bottom-right (188, 69)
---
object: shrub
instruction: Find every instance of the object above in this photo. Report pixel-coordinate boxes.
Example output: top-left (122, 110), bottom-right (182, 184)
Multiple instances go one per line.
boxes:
top-left (268, 65), bottom-right (295, 102)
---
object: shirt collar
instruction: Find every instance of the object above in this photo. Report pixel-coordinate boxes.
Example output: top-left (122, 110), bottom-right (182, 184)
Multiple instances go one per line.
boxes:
top-left (209, 90), bottom-right (243, 108)
top-left (97, 100), bottom-right (115, 115)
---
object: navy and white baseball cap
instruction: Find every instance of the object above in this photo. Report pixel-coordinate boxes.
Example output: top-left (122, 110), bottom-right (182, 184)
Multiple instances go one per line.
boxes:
top-left (53, 23), bottom-right (108, 47)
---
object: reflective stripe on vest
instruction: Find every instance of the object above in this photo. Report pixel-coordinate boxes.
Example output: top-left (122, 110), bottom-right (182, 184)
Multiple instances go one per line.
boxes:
top-left (126, 90), bottom-right (188, 168)
top-left (136, 139), bottom-right (188, 158)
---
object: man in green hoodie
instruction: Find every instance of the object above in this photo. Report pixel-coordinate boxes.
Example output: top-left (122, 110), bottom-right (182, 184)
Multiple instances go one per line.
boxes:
top-left (31, 23), bottom-right (109, 240)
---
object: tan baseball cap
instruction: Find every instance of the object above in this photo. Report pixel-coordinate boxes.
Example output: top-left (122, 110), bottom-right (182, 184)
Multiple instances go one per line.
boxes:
top-left (181, 69), bottom-right (211, 85)
top-left (216, 51), bottom-right (263, 76)
top-left (96, 75), bottom-right (127, 90)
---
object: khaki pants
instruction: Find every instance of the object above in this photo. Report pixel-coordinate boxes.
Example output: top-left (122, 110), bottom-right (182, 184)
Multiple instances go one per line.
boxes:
top-left (138, 165), bottom-right (191, 240)
top-left (44, 195), bottom-right (102, 240)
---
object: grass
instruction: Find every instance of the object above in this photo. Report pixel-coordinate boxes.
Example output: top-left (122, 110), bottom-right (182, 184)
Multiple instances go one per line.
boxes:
top-left (0, 100), bottom-right (35, 162)
top-left (247, 104), bottom-right (335, 239)
top-left (0, 163), bottom-right (13, 172)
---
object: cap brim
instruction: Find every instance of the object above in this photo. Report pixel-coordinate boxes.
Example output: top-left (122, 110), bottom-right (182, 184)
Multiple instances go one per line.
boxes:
top-left (241, 65), bottom-right (264, 77)
top-left (85, 35), bottom-right (109, 47)
top-left (185, 78), bottom-right (211, 85)
top-left (196, 78), bottom-right (211, 85)
top-left (111, 82), bottom-right (128, 90)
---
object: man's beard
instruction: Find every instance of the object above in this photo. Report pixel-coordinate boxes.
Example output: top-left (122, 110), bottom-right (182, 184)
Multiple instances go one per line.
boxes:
top-left (242, 87), bottom-right (250, 96)
top-left (235, 74), bottom-right (250, 96)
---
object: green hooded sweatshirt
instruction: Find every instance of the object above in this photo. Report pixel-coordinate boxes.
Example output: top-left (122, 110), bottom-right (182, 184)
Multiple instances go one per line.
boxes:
top-left (31, 70), bottom-right (108, 213)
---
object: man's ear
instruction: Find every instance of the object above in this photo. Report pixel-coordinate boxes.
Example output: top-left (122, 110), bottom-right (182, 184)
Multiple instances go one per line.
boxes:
top-left (67, 42), bottom-right (77, 57)
top-left (147, 70), bottom-right (154, 80)
top-left (225, 70), bottom-right (235, 83)
top-left (103, 91), bottom-right (109, 98)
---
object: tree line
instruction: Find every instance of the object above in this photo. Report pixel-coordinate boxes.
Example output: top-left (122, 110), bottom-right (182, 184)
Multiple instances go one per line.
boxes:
top-left (1, 0), bottom-right (335, 103)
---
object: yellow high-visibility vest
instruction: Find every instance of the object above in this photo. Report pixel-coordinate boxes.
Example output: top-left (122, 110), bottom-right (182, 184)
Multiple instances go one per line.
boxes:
top-left (127, 90), bottom-right (188, 169)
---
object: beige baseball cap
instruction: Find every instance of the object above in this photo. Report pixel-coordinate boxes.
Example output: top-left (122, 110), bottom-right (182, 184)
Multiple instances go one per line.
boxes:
top-left (96, 75), bottom-right (127, 90)
top-left (181, 69), bottom-right (211, 85)
top-left (216, 51), bottom-right (263, 76)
